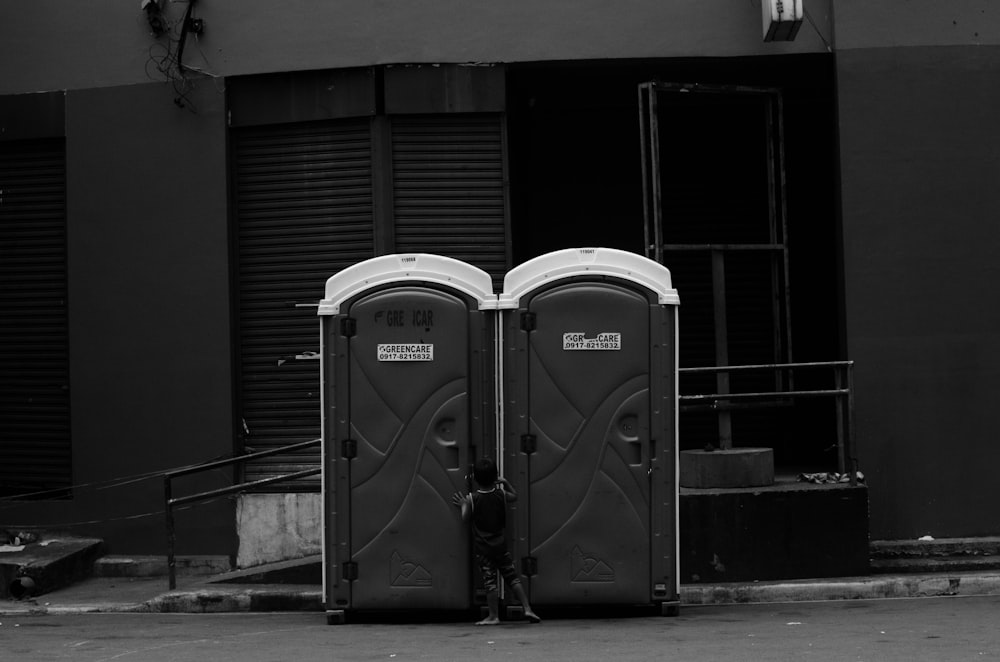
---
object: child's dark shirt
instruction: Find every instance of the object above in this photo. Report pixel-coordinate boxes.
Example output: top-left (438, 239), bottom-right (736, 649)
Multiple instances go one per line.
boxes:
top-left (471, 487), bottom-right (507, 559)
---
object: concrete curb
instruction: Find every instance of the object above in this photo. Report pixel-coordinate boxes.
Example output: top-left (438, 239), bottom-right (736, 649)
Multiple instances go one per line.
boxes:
top-left (148, 586), bottom-right (323, 613)
top-left (681, 571), bottom-right (1000, 605)
top-left (4, 572), bottom-right (1000, 616)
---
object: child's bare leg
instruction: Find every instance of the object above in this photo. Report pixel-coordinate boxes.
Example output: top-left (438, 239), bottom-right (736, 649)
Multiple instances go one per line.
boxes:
top-left (476, 590), bottom-right (500, 625)
top-left (511, 583), bottom-right (541, 623)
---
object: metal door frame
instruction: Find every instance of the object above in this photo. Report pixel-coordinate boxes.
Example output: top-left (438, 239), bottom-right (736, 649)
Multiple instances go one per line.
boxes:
top-left (639, 81), bottom-right (792, 449)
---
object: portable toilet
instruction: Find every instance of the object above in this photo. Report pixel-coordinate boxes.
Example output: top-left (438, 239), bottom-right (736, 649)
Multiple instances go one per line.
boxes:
top-left (318, 254), bottom-right (499, 624)
top-left (498, 247), bottom-right (680, 616)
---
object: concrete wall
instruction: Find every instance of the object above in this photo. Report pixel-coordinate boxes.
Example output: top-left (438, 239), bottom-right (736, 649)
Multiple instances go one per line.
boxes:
top-left (0, 0), bottom-right (831, 95)
top-left (834, 0), bottom-right (1000, 538)
top-left (833, 0), bottom-right (1000, 50)
top-left (4, 80), bottom-right (236, 554)
top-left (4, 0), bottom-right (1000, 555)
top-left (236, 494), bottom-right (322, 568)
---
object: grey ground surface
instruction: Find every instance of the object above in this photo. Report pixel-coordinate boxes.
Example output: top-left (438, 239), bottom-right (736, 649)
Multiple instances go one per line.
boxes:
top-left (2, 595), bottom-right (998, 662)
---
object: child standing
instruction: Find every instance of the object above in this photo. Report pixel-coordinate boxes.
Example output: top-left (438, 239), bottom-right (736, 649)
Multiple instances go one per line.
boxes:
top-left (453, 457), bottom-right (541, 625)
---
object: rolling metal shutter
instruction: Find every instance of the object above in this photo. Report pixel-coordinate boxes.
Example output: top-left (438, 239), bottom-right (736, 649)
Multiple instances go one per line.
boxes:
top-left (233, 120), bottom-right (375, 488)
top-left (0, 138), bottom-right (70, 498)
top-left (391, 115), bottom-right (508, 285)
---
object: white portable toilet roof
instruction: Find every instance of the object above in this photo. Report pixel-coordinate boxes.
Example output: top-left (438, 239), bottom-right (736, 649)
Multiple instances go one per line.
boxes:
top-left (498, 247), bottom-right (679, 309)
top-left (317, 253), bottom-right (498, 315)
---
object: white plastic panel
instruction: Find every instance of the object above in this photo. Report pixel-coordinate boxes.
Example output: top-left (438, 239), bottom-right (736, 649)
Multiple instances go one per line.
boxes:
top-left (498, 247), bottom-right (679, 309)
top-left (318, 253), bottom-right (498, 315)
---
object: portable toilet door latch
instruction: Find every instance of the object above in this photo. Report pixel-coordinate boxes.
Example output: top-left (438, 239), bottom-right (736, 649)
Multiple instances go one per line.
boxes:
top-left (521, 556), bottom-right (538, 576)
top-left (339, 317), bottom-right (357, 337)
top-left (341, 438), bottom-right (358, 459)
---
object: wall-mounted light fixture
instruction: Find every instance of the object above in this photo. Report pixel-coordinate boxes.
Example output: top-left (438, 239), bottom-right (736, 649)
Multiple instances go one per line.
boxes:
top-left (762, 0), bottom-right (803, 41)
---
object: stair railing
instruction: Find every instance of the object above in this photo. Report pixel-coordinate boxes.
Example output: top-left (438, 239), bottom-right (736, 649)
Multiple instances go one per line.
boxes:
top-left (678, 360), bottom-right (856, 483)
top-left (163, 438), bottom-right (321, 589)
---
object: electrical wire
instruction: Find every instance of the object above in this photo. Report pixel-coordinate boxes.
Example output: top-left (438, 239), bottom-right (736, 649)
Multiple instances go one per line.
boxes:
top-left (803, 7), bottom-right (833, 52)
top-left (142, 0), bottom-right (211, 112)
top-left (1, 495), bottom-right (233, 530)
top-left (0, 451), bottom-right (234, 507)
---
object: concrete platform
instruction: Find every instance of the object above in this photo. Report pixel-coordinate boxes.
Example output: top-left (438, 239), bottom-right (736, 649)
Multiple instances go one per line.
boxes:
top-left (680, 447), bottom-right (775, 488)
top-left (870, 536), bottom-right (1000, 573)
top-left (0, 534), bottom-right (104, 599)
top-left (680, 478), bottom-right (870, 583)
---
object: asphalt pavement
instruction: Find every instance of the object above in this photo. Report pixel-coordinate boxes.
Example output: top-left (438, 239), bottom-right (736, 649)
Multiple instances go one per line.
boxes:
top-left (2, 595), bottom-right (999, 662)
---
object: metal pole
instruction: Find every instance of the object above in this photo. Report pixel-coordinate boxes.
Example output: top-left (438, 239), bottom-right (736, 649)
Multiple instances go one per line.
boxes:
top-left (847, 361), bottom-right (857, 486)
top-left (834, 365), bottom-right (847, 475)
top-left (649, 86), bottom-right (663, 265)
top-left (164, 475), bottom-right (176, 590)
top-left (711, 249), bottom-right (732, 449)
top-left (639, 83), bottom-right (652, 260)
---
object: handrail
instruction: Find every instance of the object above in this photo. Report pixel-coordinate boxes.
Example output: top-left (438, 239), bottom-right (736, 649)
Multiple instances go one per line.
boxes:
top-left (163, 438), bottom-right (322, 589)
top-left (679, 360), bottom-right (854, 373)
top-left (678, 361), bottom-right (857, 485)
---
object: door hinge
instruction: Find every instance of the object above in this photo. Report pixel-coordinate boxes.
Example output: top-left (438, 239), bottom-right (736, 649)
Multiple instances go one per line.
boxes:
top-left (341, 439), bottom-right (357, 459)
top-left (342, 561), bottom-right (358, 581)
top-left (522, 556), bottom-right (538, 577)
top-left (521, 434), bottom-right (537, 455)
top-left (340, 317), bottom-right (357, 337)
top-left (520, 312), bottom-right (537, 331)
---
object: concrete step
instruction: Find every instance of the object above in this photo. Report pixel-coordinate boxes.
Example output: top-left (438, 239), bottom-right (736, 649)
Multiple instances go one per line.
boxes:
top-left (93, 554), bottom-right (318, 585)
top-left (0, 533), bottom-right (104, 599)
top-left (207, 554), bottom-right (321, 585)
top-left (93, 554), bottom-right (232, 578)
top-left (871, 555), bottom-right (1000, 573)
top-left (870, 537), bottom-right (1000, 574)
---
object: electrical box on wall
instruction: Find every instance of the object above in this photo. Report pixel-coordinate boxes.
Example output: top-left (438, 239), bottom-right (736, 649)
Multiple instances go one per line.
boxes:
top-left (762, 0), bottom-right (803, 41)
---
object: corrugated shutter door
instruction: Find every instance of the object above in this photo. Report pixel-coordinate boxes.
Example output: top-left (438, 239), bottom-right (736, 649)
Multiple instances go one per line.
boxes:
top-left (0, 138), bottom-right (70, 497)
top-left (392, 115), bottom-right (508, 284)
top-left (233, 120), bottom-right (375, 489)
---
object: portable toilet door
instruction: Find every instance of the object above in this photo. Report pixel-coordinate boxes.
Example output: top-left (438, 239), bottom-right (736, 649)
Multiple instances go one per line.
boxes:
top-left (498, 247), bottom-right (680, 615)
top-left (318, 254), bottom-right (499, 622)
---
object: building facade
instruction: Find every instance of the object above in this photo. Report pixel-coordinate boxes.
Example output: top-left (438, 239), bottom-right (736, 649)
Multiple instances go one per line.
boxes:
top-left (2, 1), bottom-right (999, 563)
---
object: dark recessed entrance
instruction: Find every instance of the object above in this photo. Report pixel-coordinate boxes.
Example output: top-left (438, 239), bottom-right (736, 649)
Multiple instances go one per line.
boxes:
top-left (506, 56), bottom-right (841, 471)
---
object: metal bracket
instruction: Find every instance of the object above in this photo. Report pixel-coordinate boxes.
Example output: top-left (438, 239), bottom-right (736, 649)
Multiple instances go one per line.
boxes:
top-left (341, 439), bottom-right (357, 459)
top-left (520, 434), bottom-right (537, 455)
top-left (521, 556), bottom-right (538, 576)
top-left (342, 561), bottom-right (358, 581)
top-left (340, 317), bottom-right (357, 337)
top-left (520, 312), bottom-right (536, 331)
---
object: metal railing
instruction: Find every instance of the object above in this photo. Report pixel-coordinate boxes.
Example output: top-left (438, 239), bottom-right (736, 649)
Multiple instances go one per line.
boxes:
top-left (163, 438), bottom-right (322, 589)
top-left (678, 360), bottom-right (856, 484)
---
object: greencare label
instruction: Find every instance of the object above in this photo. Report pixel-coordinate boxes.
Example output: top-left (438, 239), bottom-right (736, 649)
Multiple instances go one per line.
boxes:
top-left (562, 333), bottom-right (621, 351)
top-left (377, 343), bottom-right (434, 361)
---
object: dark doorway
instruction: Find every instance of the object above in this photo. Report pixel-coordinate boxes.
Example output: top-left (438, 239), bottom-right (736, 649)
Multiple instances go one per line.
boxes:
top-left (506, 57), bottom-right (841, 471)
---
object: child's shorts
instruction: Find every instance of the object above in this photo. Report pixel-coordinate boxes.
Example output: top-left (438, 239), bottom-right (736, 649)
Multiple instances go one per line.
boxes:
top-left (475, 550), bottom-right (521, 593)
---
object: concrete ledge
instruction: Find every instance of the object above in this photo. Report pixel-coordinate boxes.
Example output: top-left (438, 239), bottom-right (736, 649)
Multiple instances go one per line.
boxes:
top-left (680, 448), bottom-right (774, 488)
top-left (149, 585), bottom-right (324, 614)
top-left (871, 536), bottom-right (1000, 559)
top-left (5, 571), bottom-right (1000, 615)
top-left (681, 571), bottom-right (1000, 605)
top-left (680, 481), bottom-right (869, 582)
top-left (209, 554), bottom-right (321, 584)
top-left (870, 537), bottom-right (1000, 573)
top-left (0, 536), bottom-right (104, 599)
top-left (94, 555), bottom-right (232, 578)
